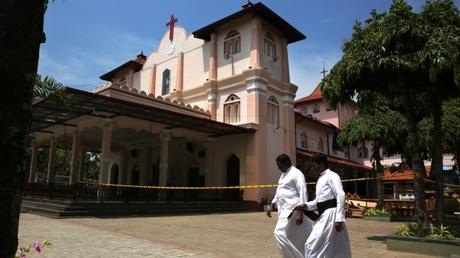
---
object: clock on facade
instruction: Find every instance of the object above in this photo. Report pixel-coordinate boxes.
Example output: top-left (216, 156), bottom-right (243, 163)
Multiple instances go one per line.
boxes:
top-left (166, 42), bottom-right (175, 55)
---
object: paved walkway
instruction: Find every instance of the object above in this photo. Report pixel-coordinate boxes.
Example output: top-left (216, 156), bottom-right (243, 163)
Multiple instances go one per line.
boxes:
top-left (18, 212), bottom-right (438, 258)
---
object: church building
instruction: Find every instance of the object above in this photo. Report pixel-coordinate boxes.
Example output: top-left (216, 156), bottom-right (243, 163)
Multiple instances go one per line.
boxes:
top-left (29, 2), bottom-right (311, 204)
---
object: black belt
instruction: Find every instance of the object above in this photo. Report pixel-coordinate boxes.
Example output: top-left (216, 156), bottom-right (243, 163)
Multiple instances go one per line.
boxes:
top-left (317, 198), bottom-right (337, 216)
top-left (288, 198), bottom-right (337, 221)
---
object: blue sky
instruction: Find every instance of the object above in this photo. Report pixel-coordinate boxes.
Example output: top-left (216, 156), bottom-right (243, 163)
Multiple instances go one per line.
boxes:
top-left (38, 0), bottom-right (459, 99)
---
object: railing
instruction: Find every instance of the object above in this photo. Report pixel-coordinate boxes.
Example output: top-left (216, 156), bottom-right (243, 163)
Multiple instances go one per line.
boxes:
top-left (24, 183), bottom-right (244, 203)
top-left (383, 200), bottom-right (416, 218)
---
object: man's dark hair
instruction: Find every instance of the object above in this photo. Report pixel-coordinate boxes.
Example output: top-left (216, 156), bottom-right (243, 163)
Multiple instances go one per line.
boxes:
top-left (276, 154), bottom-right (292, 166)
top-left (309, 153), bottom-right (328, 167)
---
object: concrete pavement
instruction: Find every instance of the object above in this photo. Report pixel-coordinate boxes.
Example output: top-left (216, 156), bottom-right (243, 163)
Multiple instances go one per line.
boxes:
top-left (18, 212), bottom-right (438, 258)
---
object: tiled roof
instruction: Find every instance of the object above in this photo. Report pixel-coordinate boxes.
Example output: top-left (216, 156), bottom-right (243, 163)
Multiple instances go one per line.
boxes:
top-left (383, 163), bottom-right (430, 181)
top-left (294, 109), bottom-right (336, 129)
top-left (295, 84), bottom-right (322, 104)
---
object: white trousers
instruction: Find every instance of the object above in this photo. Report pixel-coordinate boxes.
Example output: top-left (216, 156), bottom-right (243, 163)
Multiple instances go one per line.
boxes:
top-left (274, 213), bottom-right (311, 258)
top-left (305, 208), bottom-right (351, 258)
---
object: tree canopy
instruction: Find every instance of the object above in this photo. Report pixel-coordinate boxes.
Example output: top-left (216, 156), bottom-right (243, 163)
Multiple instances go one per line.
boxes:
top-left (321, 0), bottom-right (460, 227)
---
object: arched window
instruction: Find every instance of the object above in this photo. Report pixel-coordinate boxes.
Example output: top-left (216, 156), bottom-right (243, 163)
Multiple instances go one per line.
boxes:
top-left (161, 69), bottom-right (170, 95)
top-left (224, 94), bottom-right (240, 123)
top-left (313, 103), bottom-right (320, 113)
top-left (318, 137), bottom-right (324, 153)
top-left (264, 33), bottom-right (277, 61)
top-left (300, 132), bottom-right (308, 149)
top-left (224, 30), bottom-right (241, 58)
top-left (267, 96), bottom-right (279, 126)
top-left (358, 145), bottom-right (369, 158)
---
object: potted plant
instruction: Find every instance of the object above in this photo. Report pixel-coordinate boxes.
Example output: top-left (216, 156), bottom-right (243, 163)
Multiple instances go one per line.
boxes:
top-left (363, 207), bottom-right (393, 222)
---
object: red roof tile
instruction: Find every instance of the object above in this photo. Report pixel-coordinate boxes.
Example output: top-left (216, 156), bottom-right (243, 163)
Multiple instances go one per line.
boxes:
top-left (383, 163), bottom-right (430, 181)
top-left (295, 84), bottom-right (322, 104)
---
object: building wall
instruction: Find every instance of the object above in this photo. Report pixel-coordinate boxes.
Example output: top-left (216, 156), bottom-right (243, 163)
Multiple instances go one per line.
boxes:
top-left (296, 120), bottom-right (329, 154)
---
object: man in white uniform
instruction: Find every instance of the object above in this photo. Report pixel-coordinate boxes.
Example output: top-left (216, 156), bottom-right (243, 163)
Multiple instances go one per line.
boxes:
top-left (267, 154), bottom-right (312, 258)
top-left (298, 153), bottom-right (351, 258)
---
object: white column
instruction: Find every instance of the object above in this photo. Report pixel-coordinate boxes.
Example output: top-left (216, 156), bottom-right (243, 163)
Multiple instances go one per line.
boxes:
top-left (69, 130), bottom-right (81, 184)
top-left (99, 121), bottom-right (114, 183)
top-left (46, 136), bottom-right (57, 184)
top-left (29, 141), bottom-right (38, 183)
top-left (159, 131), bottom-right (171, 186)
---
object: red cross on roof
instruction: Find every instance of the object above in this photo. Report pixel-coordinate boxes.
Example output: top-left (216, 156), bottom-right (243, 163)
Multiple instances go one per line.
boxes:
top-left (166, 15), bottom-right (178, 41)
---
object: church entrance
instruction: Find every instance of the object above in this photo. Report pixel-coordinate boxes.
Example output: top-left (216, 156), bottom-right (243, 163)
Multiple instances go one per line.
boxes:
top-left (110, 164), bottom-right (119, 184)
top-left (225, 154), bottom-right (240, 201)
top-left (131, 164), bottom-right (140, 185)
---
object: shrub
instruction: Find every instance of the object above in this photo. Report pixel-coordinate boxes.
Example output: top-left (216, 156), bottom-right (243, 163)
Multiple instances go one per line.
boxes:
top-left (396, 224), bottom-right (456, 240)
top-left (364, 207), bottom-right (391, 216)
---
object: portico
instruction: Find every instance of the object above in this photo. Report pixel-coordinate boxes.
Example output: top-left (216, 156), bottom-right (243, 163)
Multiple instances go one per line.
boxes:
top-left (29, 86), bottom-right (253, 191)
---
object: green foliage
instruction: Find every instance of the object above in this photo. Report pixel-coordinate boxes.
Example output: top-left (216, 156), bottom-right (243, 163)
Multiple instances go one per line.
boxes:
top-left (396, 223), bottom-right (427, 238)
top-left (54, 149), bottom-right (71, 184)
top-left (322, 0), bottom-right (460, 107)
top-left (82, 152), bottom-right (100, 181)
top-left (33, 74), bottom-right (67, 107)
top-left (418, 98), bottom-right (460, 158)
top-left (337, 100), bottom-right (407, 156)
top-left (428, 225), bottom-right (455, 240)
top-left (396, 223), bottom-right (412, 237)
top-left (364, 207), bottom-right (391, 216)
top-left (396, 223), bottom-right (456, 240)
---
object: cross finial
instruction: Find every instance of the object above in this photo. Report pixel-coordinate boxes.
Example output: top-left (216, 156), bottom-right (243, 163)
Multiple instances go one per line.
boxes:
top-left (166, 15), bottom-right (178, 42)
top-left (321, 66), bottom-right (328, 79)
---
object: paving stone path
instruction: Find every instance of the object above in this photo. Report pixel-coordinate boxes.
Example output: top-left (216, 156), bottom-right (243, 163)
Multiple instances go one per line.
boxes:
top-left (18, 212), bottom-right (438, 258)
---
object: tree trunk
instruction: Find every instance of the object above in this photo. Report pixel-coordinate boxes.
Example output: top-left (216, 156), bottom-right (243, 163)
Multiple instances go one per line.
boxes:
top-left (403, 90), bottom-right (429, 228)
top-left (372, 144), bottom-right (384, 208)
top-left (431, 99), bottom-right (444, 225)
top-left (0, 1), bottom-right (47, 258)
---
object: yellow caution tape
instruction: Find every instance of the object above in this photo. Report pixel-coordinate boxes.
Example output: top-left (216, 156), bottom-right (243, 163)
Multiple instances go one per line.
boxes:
top-left (79, 177), bottom-right (380, 190)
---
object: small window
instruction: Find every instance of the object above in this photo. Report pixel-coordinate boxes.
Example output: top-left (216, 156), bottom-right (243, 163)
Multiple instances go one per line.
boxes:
top-left (224, 94), bottom-right (240, 123)
top-left (318, 137), bottom-right (324, 153)
top-left (300, 132), bottom-right (308, 149)
top-left (326, 103), bottom-right (333, 111)
top-left (358, 145), bottom-right (369, 158)
top-left (264, 33), bottom-right (277, 61)
top-left (267, 96), bottom-right (279, 126)
top-left (162, 69), bottom-right (170, 95)
top-left (224, 30), bottom-right (241, 58)
top-left (313, 103), bottom-right (320, 113)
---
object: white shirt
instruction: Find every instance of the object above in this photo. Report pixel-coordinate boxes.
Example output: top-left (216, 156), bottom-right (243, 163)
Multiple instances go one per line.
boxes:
top-left (307, 169), bottom-right (346, 222)
top-left (272, 166), bottom-right (308, 218)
